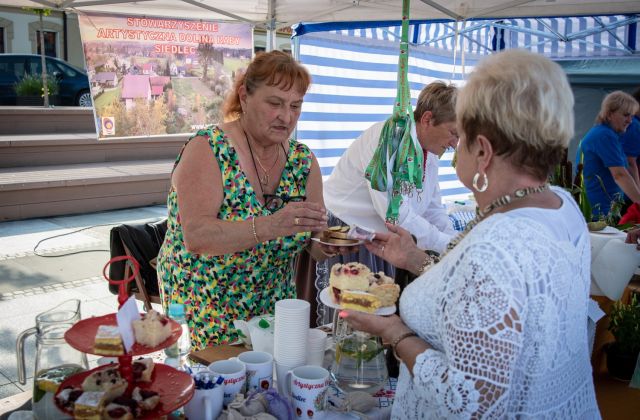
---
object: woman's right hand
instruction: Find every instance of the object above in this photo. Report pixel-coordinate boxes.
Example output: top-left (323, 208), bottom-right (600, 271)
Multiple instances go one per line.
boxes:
top-left (364, 223), bottom-right (424, 271)
top-left (625, 226), bottom-right (640, 250)
top-left (268, 201), bottom-right (328, 236)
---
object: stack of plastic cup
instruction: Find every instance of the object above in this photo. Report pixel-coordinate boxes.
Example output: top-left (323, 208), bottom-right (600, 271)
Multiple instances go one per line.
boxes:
top-left (273, 299), bottom-right (310, 394)
top-left (306, 328), bottom-right (328, 367)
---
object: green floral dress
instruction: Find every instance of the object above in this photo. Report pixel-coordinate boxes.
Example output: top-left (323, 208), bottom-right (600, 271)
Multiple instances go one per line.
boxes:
top-left (157, 126), bottom-right (312, 350)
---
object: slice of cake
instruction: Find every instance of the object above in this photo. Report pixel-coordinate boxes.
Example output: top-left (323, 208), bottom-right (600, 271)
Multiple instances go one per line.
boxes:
top-left (132, 357), bottom-right (154, 382)
top-left (340, 290), bottom-right (381, 313)
top-left (329, 262), bottom-right (371, 304)
top-left (94, 325), bottom-right (124, 356)
top-left (55, 386), bottom-right (84, 412)
top-left (110, 396), bottom-right (142, 418)
top-left (132, 310), bottom-right (173, 347)
top-left (132, 387), bottom-right (160, 411)
top-left (322, 226), bottom-right (360, 245)
top-left (367, 272), bottom-right (400, 307)
top-left (73, 391), bottom-right (107, 420)
top-left (81, 366), bottom-right (127, 401)
top-left (103, 401), bottom-right (135, 420)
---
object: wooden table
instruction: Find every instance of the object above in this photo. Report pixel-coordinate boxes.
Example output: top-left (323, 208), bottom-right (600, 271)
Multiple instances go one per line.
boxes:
top-left (594, 372), bottom-right (640, 419)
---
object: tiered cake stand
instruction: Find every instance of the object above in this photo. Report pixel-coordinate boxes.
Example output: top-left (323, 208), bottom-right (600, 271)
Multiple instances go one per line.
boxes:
top-left (54, 256), bottom-right (195, 419)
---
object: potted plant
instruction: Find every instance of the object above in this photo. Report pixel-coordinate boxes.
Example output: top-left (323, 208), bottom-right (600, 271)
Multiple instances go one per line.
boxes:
top-left (14, 74), bottom-right (59, 106)
top-left (606, 294), bottom-right (640, 381)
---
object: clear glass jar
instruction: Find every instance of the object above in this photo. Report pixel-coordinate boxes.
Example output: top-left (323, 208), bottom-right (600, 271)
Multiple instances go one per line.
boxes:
top-left (331, 314), bottom-right (387, 395)
top-left (16, 299), bottom-right (88, 419)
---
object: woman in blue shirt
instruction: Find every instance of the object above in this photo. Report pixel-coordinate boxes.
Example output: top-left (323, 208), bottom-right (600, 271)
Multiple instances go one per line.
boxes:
top-left (621, 87), bottom-right (640, 187)
top-left (576, 90), bottom-right (639, 219)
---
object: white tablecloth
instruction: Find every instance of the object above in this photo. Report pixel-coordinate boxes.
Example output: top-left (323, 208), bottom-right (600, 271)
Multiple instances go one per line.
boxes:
top-left (589, 227), bottom-right (640, 300)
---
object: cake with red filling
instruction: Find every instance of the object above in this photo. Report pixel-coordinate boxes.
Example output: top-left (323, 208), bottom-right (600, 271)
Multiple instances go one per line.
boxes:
top-left (328, 263), bottom-right (401, 312)
top-left (132, 387), bottom-right (160, 411)
top-left (329, 262), bottom-right (371, 304)
top-left (55, 386), bottom-right (84, 412)
top-left (367, 272), bottom-right (400, 307)
top-left (103, 401), bottom-right (135, 420)
top-left (81, 366), bottom-right (127, 401)
top-left (132, 310), bottom-right (172, 347)
top-left (132, 357), bottom-right (154, 382)
top-left (108, 396), bottom-right (142, 418)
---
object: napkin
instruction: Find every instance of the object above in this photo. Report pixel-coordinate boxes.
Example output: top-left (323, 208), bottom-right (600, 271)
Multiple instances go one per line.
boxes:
top-left (590, 232), bottom-right (640, 300)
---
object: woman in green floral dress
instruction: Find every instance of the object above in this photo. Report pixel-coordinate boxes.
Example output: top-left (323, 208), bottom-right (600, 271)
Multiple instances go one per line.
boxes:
top-left (156, 51), bottom-right (338, 350)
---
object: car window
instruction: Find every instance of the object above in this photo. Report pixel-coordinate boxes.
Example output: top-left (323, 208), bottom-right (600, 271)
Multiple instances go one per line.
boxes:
top-left (0, 57), bottom-right (27, 78)
top-left (27, 57), bottom-right (74, 78)
top-left (26, 57), bottom-right (44, 75)
top-left (54, 60), bottom-right (78, 78)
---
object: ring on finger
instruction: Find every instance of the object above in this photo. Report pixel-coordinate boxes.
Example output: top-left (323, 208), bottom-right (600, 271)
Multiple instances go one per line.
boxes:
top-left (381, 245), bottom-right (385, 253)
top-left (294, 217), bottom-right (300, 226)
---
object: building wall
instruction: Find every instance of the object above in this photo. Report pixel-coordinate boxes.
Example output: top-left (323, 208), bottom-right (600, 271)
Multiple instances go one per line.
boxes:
top-left (0, 6), bottom-right (291, 69)
top-left (0, 6), bottom-right (84, 65)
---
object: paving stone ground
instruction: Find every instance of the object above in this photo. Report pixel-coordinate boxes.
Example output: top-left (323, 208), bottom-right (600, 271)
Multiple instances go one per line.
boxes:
top-left (0, 205), bottom-right (167, 405)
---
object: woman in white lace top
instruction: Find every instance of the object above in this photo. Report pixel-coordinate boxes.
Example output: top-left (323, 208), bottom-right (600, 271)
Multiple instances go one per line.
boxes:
top-left (341, 50), bottom-right (600, 419)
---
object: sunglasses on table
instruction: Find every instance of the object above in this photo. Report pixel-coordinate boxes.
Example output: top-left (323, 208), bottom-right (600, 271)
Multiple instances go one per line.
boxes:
top-left (263, 194), bottom-right (305, 212)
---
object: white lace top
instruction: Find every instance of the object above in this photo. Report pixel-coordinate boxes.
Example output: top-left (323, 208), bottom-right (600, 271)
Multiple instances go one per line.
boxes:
top-left (394, 187), bottom-right (600, 419)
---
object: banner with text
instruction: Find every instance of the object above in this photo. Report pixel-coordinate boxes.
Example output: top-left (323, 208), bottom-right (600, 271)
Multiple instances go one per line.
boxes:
top-left (78, 13), bottom-right (252, 139)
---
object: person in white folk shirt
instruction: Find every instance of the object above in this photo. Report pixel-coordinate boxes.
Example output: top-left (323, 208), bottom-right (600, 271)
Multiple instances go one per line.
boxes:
top-left (323, 81), bottom-right (459, 257)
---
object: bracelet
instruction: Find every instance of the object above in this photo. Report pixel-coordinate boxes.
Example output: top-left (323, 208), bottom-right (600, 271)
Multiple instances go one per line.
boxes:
top-left (251, 217), bottom-right (260, 244)
top-left (391, 331), bottom-right (418, 362)
top-left (416, 253), bottom-right (433, 275)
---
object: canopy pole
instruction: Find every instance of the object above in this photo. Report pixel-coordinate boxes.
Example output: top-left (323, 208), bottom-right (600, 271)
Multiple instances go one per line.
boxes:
top-left (266, 0), bottom-right (276, 52)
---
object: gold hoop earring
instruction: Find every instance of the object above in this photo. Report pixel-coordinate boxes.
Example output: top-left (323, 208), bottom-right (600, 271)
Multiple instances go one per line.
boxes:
top-left (472, 172), bottom-right (488, 192)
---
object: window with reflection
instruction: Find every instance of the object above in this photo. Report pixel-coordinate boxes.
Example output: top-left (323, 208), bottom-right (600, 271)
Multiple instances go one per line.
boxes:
top-left (36, 31), bottom-right (56, 57)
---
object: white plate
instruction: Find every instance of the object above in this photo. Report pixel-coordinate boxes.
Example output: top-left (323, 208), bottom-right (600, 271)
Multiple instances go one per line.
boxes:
top-left (311, 237), bottom-right (364, 247)
top-left (590, 226), bottom-right (624, 235)
top-left (319, 287), bottom-right (396, 316)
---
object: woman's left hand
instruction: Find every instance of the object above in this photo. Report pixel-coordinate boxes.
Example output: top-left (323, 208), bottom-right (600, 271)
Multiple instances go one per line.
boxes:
top-left (339, 311), bottom-right (405, 342)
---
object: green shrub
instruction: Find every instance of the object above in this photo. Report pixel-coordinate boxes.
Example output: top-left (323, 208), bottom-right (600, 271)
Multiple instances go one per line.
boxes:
top-left (14, 74), bottom-right (59, 96)
top-left (608, 294), bottom-right (640, 356)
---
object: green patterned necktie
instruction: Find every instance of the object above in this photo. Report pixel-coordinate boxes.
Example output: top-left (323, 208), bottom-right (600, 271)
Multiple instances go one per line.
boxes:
top-left (364, 0), bottom-right (423, 224)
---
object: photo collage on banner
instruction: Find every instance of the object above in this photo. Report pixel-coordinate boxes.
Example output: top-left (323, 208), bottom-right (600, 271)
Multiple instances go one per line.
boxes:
top-left (78, 13), bottom-right (252, 139)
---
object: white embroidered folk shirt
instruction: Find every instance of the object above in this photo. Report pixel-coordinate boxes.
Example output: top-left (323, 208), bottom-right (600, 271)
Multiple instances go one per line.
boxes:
top-left (323, 121), bottom-right (456, 253)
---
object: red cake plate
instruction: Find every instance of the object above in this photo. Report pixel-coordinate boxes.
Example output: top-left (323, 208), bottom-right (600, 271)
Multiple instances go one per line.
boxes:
top-left (54, 363), bottom-right (195, 419)
top-left (64, 313), bottom-right (181, 356)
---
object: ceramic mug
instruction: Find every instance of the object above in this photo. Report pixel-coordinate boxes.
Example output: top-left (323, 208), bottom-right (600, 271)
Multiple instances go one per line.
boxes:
top-left (183, 371), bottom-right (224, 420)
top-left (208, 359), bottom-right (247, 406)
top-left (232, 351), bottom-right (273, 391)
top-left (284, 365), bottom-right (331, 420)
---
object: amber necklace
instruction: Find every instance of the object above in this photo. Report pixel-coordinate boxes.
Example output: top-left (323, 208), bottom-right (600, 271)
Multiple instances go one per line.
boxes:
top-left (420, 183), bottom-right (551, 272)
top-left (445, 183), bottom-right (550, 253)
top-left (242, 124), bottom-right (280, 186)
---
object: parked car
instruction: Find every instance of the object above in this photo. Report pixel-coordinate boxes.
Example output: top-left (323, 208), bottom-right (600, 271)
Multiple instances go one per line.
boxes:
top-left (0, 54), bottom-right (92, 106)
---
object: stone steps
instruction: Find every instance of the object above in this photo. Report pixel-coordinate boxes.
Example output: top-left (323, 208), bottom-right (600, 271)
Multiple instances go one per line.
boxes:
top-left (0, 107), bottom-right (186, 221)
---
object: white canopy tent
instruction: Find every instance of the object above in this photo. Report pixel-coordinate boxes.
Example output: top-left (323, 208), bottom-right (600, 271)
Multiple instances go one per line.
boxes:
top-left (2, 1), bottom-right (640, 45)
top-left (3, 0), bottom-right (640, 23)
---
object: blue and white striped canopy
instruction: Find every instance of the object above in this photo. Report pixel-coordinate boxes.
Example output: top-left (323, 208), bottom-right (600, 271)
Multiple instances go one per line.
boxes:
top-left (292, 15), bottom-right (639, 201)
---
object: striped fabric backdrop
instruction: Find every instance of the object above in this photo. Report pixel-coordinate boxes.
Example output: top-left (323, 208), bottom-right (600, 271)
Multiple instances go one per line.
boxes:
top-left (292, 15), bottom-right (638, 202)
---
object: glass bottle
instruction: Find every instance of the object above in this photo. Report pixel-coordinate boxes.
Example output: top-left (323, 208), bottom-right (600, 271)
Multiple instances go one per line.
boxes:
top-left (165, 303), bottom-right (192, 363)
